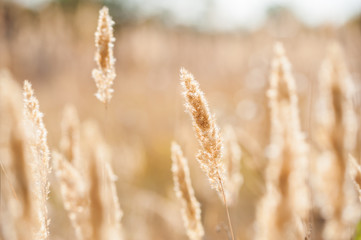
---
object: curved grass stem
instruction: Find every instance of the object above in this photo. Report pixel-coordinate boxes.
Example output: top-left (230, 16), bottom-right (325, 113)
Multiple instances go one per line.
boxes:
top-left (219, 173), bottom-right (235, 240)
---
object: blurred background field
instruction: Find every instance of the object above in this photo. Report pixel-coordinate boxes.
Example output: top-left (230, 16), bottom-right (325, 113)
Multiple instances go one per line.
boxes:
top-left (1, 0), bottom-right (361, 239)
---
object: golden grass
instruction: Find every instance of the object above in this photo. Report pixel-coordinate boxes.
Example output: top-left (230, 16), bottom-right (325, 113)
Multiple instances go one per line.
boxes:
top-left (53, 151), bottom-right (90, 240)
top-left (179, 68), bottom-right (225, 195)
top-left (54, 109), bottom-right (123, 240)
top-left (23, 80), bottom-right (51, 240)
top-left (255, 43), bottom-right (310, 240)
top-left (179, 68), bottom-right (235, 240)
top-left (1, 4), bottom-right (361, 240)
top-left (313, 42), bottom-right (360, 240)
top-left (0, 70), bottom-right (36, 240)
top-left (92, 6), bottom-right (116, 106)
top-left (171, 142), bottom-right (204, 240)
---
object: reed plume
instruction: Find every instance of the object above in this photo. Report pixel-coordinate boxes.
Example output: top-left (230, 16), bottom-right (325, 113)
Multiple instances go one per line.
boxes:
top-left (179, 68), bottom-right (224, 194)
top-left (0, 70), bottom-right (36, 240)
top-left (55, 114), bottom-right (124, 240)
top-left (82, 120), bottom-right (124, 240)
top-left (53, 151), bottom-right (91, 240)
top-left (179, 68), bottom-right (234, 240)
top-left (23, 80), bottom-right (51, 240)
top-left (313, 43), bottom-right (360, 240)
top-left (171, 142), bottom-right (204, 240)
top-left (56, 105), bottom-right (92, 240)
top-left (92, 6), bottom-right (116, 105)
top-left (255, 43), bottom-right (310, 240)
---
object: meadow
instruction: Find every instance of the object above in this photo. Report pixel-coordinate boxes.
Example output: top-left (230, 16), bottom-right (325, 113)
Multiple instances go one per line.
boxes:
top-left (1, 2), bottom-right (361, 240)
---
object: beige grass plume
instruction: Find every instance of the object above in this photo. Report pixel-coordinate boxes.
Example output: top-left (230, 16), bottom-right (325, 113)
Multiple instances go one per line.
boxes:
top-left (179, 68), bottom-right (235, 240)
top-left (55, 106), bottom-right (92, 240)
top-left (23, 80), bottom-right (51, 240)
top-left (55, 116), bottom-right (124, 240)
top-left (313, 42), bottom-right (360, 240)
top-left (82, 121), bottom-right (124, 240)
top-left (53, 151), bottom-right (91, 240)
top-left (92, 6), bottom-right (116, 105)
top-left (255, 43), bottom-right (310, 240)
top-left (171, 142), bottom-right (204, 240)
top-left (0, 70), bottom-right (36, 240)
top-left (180, 68), bottom-right (224, 194)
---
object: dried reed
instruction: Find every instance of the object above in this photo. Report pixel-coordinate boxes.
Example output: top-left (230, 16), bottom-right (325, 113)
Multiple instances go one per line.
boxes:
top-left (82, 120), bottom-right (124, 240)
top-left (255, 43), bottom-right (310, 240)
top-left (92, 6), bottom-right (116, 105)
top-left (23, 80), bottom-right (51, 240)
top-left (179, 68), bottom-right (234, 240)
top-left (313, 43), bottom-right (360, 240)
top-left (171, 142), bottom-right (204, 240)
top-left (0, 70), bottom-right (36, 240)
top-left (179, 68), bottom-right (224, 194)
top-left (53, 151), bottom-right (91, 240)
top-left (56, 105), bottom-right (91, 240)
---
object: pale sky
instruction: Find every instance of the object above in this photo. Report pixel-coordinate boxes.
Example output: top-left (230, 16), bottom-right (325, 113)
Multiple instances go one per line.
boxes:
top-left (12, 0), bottom-right (361, 30)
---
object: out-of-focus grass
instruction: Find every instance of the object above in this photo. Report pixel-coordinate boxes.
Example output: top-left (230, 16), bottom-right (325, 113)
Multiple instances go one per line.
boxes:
top-left (1, 2), bottom-right (361, 240)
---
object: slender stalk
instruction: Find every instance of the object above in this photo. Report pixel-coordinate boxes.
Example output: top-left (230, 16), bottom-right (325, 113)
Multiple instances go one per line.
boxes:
top-left (171, 142), bottom-right (204, 240)
top-left (219, 172), bottom-right (235, 240)
top-left (180, 68), bottom-right (235, 239)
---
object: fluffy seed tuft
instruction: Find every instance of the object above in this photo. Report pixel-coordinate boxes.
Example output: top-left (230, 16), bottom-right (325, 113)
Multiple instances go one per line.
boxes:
top-left (92, 6), bottom-right (116, 105)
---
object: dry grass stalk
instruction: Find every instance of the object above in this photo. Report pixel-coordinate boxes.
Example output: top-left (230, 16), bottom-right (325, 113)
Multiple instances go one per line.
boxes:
top-left (53, 151), bottom-right (91, 240)
top-left (55, 116), bottom-right (124, 240)
top-left (179, 68), bottom-right (234, 240)
top-left (82, 121), bottom-right (124, 240)
top-left (255, 43), bottom-right (310, 240)
top-left (313, 43), bottom-right (360, 240)
top-left (56, 105), bottom-right (93, 240)
top-left (349, 155), bottom-right (361, 202)
top-left (23, 80), bottom-right (51, 240)
top-left (171, 142), bottom-right (204, 240)
top-left (179, 67), bottom-right (224, 194)
top-left (60, 105), bottom-right (81, 165)
top-left (0, 70), bottom-right (36, 240)
top-left (88, 154), bottom-right (102, 240)
top-left (92, 6), bottom-right (116, 105)
top-left (223, 125), bottom-right (243, 205)
top-left (103, 163), bottom-right (124, 240)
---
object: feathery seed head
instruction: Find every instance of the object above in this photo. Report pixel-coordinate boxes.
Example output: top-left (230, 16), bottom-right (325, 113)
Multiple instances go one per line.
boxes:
top-left (92, 6), bottom-right (116, 105)
top-left (255, 43), bottom-right (310, 240)
top-left (0, 70), bottom-right (37, 240)
top-left (171, 142), bottom-right (204, 240)
top-left (313, 42), bottom-right (359, 240)
top-left (23, 80), bottom-right (51, 240)
top-left (53, 151), bottom-right (91, 240)
top-left (180, 68), bottom-right (225, 194)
